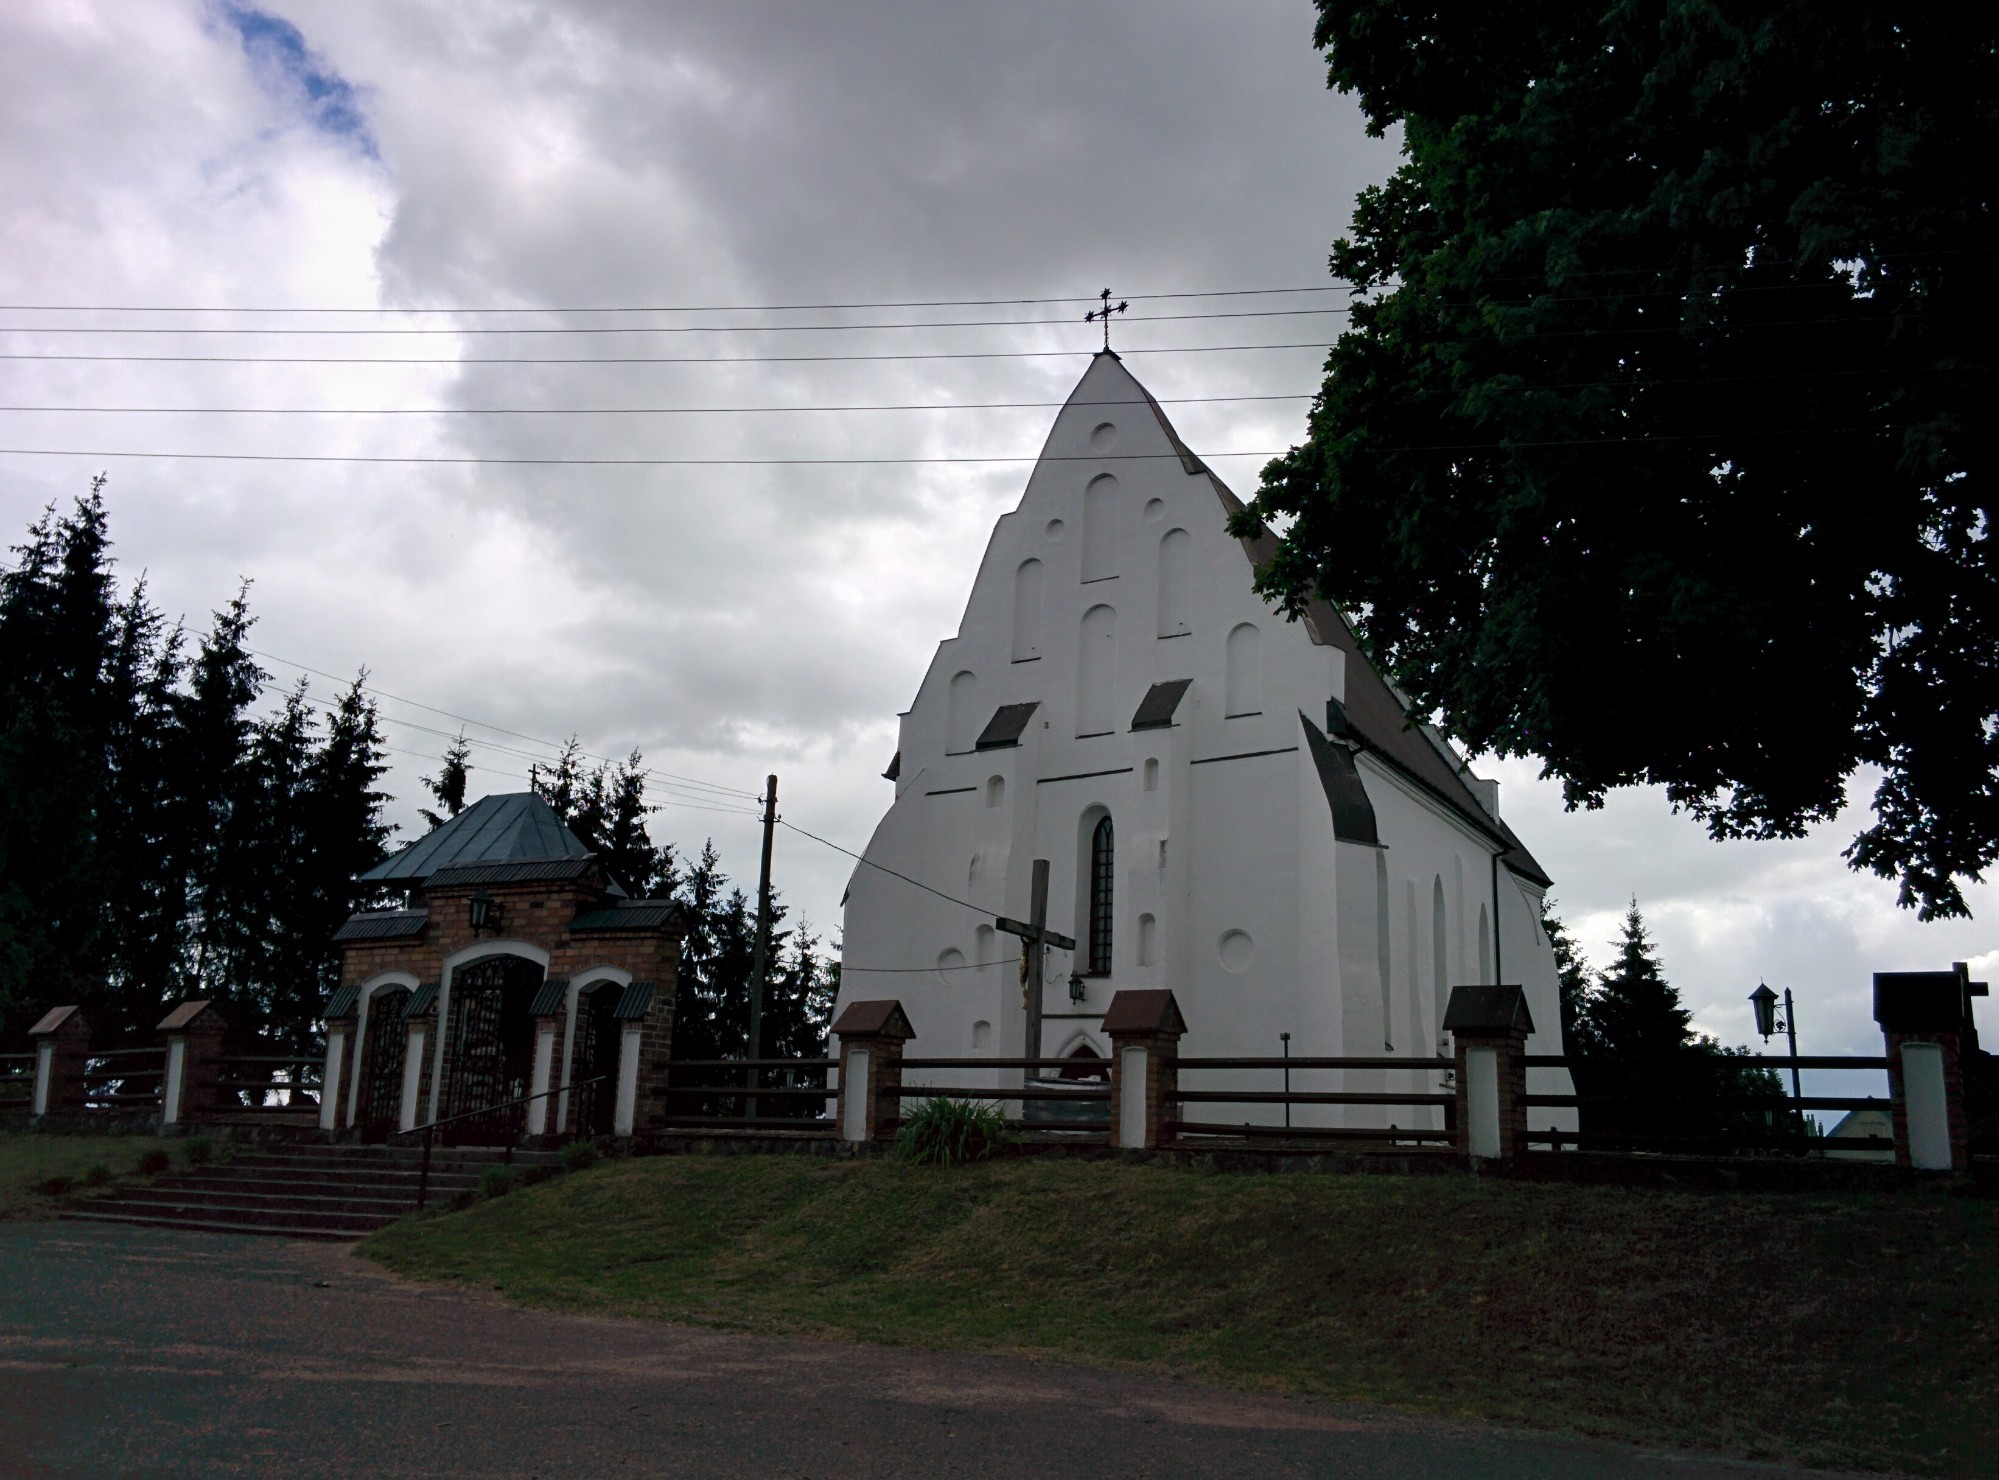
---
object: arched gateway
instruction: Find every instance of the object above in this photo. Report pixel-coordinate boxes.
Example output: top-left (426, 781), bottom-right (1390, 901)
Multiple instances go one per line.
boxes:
top-left (322, 793), bottom-right (686, 1144)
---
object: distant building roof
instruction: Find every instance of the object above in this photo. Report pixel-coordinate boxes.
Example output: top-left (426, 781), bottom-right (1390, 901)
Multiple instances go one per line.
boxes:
top-left (361, 792), bottom-right (605, 887)
top-left (331, 909), bottom-right (429, 944)
top-left (570, 899), bottom-right (685, 933)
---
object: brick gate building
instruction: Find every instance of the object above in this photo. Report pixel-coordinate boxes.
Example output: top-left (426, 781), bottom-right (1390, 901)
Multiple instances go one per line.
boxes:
top-left (320, 793), bottom-right (685, 1142)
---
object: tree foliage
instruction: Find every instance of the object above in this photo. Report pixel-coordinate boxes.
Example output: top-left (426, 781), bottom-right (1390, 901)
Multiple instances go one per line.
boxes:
top-left (1245, 2), bottom-right (1999, 917)
top-left (1566, 901), bottom-right (1790, 1149)
top-left (529, 757), bottom-right (838, 1072)
top-left (0, 484), bottom-right (392, 1049)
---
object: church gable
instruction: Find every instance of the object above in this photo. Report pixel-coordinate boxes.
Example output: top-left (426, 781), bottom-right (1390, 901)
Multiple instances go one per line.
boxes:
top-left (896, 350), bottom-right (1338, 787)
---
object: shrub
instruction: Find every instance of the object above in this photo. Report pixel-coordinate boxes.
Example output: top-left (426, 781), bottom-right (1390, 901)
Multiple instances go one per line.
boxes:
top-left (137, 1148), bottom-right (171, 1176)
top-left (895, 1097), bottom-right (1013, 1167)
top-left (560, 1141), bottom-right (600, 1174)
top-left (37, 1175), bottom-right (75, 1197)
top-left (478, 1165), bottom-right (521, 1200)
top-left (181, 1136), bottom-right (214, 1167)
top-left (520, 1163), bottom-right (557, 1186)
top-left (83, 1162), bottom-right (112, 1187)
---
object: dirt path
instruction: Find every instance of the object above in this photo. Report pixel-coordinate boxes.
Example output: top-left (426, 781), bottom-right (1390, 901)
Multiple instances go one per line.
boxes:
top-left (0, 1223), bottom-right (1858, 1479)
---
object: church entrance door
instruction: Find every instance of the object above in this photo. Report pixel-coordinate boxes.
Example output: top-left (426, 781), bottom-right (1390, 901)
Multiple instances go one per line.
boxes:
top-left (356, 986), bottom-right (410, 1142)
top-left (573, 983), bottom-right (621, 1138)
top-left (441, 954), bottom-right (543, 1143)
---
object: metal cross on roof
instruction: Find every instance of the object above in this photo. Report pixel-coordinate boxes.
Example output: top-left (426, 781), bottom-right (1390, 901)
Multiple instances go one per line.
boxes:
top-left (1084, 287), bottom-right (1128, 350)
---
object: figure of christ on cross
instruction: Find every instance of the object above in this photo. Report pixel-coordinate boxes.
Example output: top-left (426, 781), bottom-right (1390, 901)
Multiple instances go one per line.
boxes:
top-left (994, 859), bottom-right (1075, 1081)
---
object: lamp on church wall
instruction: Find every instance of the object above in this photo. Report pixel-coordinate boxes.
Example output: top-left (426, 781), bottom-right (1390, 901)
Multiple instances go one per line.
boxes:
top-left (1067, 971), bottom-right (1086, 1005)
top-left (468, 890), bottom-right (503, 937)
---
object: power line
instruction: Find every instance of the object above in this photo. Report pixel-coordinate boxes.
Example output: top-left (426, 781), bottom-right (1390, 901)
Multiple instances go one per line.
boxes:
top-left (0, 447), bottom-right (1280, 467)
top-left (0, 341), bottom-right (1333, 366)
top-left (841, 958), bottom-right (1021, 974)
top-left (250, 648), bottom-right (760, 801)
top-left (0, 393), bottom-right (1314, 416)
top-left (0, 307), bottom-right (1353, 336)
top-left (0, 285), bottom-right (1355, 315)
top-left (776, 819), bottom-right (991, 919)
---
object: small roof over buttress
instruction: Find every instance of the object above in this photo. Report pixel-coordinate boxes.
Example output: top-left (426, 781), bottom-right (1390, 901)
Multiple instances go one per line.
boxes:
top-left (28, 1004), bottom-right (83, 1037)
top-left (1101, 989), bottom-right (1187, 1037)
top-left (1442, 984), bottom-right (1534, 1035)
top-left (361, 793), bottom-right (595, 886)
top-left (158, 999), bottom-right (224, 1033)
top-left (830, 999), bottom-right (915, 1040)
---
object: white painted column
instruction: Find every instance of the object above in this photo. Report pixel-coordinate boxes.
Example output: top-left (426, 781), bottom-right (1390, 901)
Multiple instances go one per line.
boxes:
top-left (1901, 1042), bottom-right (1953, 1171)
top-left (162, 1036), bottom-right (190, 1126)
top-left (613, 1025), bottom-right (642, 1137)
top-left (315, 1031), bottom-right (343, 1131)
top-left (398, 1026), bottom-right (425, 1132)
top-left (1465, 1046), bottom-right (1500, 1159)
top-left (32, 1041), bottom-right (53, 1117)
top-left (1118, 1045), bottom-right (1148, 1148)
top-left (842, 1048), bottom-right (871, 1142)
top-left (526, 1024), bottom-right (557, 1135)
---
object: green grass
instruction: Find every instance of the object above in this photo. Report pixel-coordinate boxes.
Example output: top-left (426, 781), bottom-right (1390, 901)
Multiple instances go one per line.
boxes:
top-left (360, 1154), bottom-right (1999, 1476)
top-left (0, 1128), bottom-right (163, 1218)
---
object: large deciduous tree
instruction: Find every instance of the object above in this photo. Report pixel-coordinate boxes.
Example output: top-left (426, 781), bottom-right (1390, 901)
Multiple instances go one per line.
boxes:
top-left (1245, 2), bottom-right (1999, 917)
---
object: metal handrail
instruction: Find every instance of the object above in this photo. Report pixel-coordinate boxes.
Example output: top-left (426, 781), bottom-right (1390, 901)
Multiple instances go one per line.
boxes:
top-left (394, 1075), bottom-right (608, 1210)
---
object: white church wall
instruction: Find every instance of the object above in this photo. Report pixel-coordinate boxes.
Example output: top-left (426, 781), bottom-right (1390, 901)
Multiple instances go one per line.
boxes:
top-left (839, 353), bottom-right (1569, 1136)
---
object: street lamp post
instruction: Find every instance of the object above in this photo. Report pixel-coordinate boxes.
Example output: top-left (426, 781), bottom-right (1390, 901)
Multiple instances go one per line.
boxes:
top-left (1749, 982), bottom-right (1803, 1101)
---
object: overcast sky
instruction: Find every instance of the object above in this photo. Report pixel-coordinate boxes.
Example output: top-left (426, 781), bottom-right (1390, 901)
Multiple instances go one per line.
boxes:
top-left (2, 0), bottom-right (1989, 1068)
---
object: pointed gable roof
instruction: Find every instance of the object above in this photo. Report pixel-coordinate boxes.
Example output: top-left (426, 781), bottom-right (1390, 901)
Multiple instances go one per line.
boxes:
top-left (361, 792), bottom-right (600, 886)
top-left (1085, 351), bottom-right (1550, 886)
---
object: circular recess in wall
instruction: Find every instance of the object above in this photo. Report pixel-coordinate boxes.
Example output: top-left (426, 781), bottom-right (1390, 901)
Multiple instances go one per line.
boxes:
top-left (1218, 929), bottom-right (1255, 974)
top-left (937, 947), bottom-right (967, 986)
top-left (1089, 421), bottom-right (1118, 451)
top-left (1045, 518), bottom-right (1066, 541)
top-left (1143, 497), bottom-right (1165, 520)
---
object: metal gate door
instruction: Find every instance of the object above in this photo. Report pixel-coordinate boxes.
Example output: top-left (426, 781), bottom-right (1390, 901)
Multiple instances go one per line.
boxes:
top-left (441, 955), bottom-right (543, 1142)
top-left (357, 987), bottom-right (410, 1141)
top-left (574, 986), bottom-right (621, 1136)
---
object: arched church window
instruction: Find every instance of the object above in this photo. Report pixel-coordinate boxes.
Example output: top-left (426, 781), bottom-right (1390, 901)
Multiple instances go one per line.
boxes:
top-left (1087, 815), bottom-right (1114, 975)
top-left (1011, 559), bottom-right (1044, 661)
top-left (1083, 474), bottom-right (1118, 581)
top-left (1225, 622), bottom-right (1262, 716)
top-left (1156, 528), bottom-right (1191, 636)
top-left (1478, 904), bottom-right (1492, 983)
top-left (986, 774), bottom-right (1005, 807)
top-left (948, 670), bottom-right (978, 751)
top-left (1432, 877), bottom-right (1449, 1050)
top-left (1076, 605), bottom-right (1116, 735)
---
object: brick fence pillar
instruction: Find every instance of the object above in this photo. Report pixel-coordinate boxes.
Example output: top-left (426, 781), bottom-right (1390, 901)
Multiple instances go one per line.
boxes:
top-left (1874, 971), bottom-right (1973, 1171)
top-left (1104, 989), bottom-right (1187, 1150)
top-left (29, 1006), bottom-right (90, 1119)
top-left (159, 1000), bottom-right (227, 1126)
top-left (1445, 985), bottom-right (1534, 1161)
top-left (831, 1000), bottom-right (914, 1144)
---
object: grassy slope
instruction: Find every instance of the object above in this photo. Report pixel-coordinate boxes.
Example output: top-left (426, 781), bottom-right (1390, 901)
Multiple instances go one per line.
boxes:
top-left (361, 1154), bottom-right (1999, 1477)
top-left (0, 1129), bottom-right (164, 1218)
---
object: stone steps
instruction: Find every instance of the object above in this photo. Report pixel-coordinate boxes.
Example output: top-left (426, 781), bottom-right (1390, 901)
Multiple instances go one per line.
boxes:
top-left (62, 1142), bottom-right (563, 1241)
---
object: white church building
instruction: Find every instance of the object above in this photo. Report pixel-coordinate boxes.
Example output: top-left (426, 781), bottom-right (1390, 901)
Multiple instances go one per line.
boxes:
top-left (835, 350), bottom-right (1571, 1128)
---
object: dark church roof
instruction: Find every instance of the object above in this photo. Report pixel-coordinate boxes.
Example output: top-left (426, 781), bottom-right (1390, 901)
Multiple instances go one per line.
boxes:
top-left (362, 792), bottom-right (597, 886)
top-left (1104, 353), bottom-right (1552, 887)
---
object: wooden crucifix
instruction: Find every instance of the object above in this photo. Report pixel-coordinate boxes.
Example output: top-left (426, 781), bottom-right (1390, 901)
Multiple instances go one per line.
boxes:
top-left (995, 859), bottom-right (1074, 1078)
top-left (1084, 287), bottom-right (1128, 350)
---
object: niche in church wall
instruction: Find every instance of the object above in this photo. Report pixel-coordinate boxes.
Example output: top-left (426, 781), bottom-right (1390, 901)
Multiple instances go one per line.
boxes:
top-left (1076, 605), bottom-right (1117, 736)
top-left (1156, 528), bottom-right (1191, 638)
top-left (1082, 474), bottom-right (1119, 582)
top-left (1011, 559), bottom-right (1043, 661)
top-left (1225, 623), bottom-right (1263, 716)
top-left (948, 670), bottom-right (979, 752)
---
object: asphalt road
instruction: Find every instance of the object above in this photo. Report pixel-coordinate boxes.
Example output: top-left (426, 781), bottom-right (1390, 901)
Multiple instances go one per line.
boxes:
top-left (0, 1222), bottom-right (1855, 1479)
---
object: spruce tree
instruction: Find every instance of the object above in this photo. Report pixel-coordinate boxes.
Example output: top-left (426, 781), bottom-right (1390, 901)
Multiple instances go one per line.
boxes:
top-left (419, 733), bottom-right (471, 830)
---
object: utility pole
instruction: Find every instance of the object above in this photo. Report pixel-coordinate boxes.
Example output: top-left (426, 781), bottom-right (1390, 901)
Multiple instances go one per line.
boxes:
top-left (745, 773), bottom-right (778, 1120)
